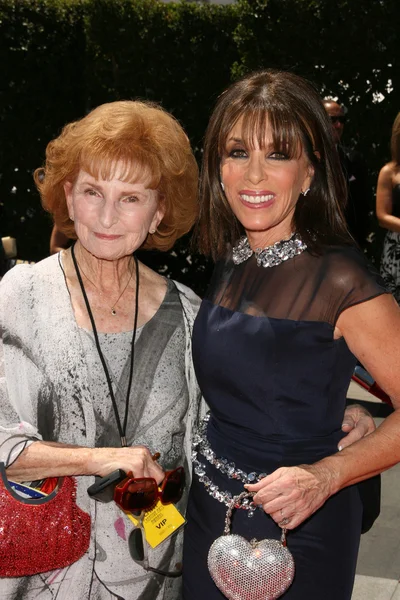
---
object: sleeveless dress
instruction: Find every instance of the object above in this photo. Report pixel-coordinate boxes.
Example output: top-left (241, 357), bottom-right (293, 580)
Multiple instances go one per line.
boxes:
top-left (380, 183), bottom-right (400, 303)
top-left (182, 245), bottom-right (387, 600)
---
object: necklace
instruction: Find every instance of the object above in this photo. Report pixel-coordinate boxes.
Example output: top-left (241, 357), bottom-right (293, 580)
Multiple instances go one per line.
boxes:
top-left (71, 243), bottom-right (139, 447)
top-left (74, 251), bottom-right (134, 316)
top-left (232, 232), bottom-right (307, 268)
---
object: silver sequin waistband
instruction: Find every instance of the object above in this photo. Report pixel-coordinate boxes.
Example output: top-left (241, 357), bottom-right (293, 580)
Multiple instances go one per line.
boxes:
top-left (192, 412), bottom-right (268, 516)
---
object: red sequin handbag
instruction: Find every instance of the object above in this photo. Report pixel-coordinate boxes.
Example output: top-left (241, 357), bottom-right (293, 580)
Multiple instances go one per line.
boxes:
top-left (0, 462), bottom-right (91, 577)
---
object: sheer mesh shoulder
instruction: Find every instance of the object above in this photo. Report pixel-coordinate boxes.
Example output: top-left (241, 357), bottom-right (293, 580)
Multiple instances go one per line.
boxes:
top-left (323, 247), bottom-right (388, 322)
top-left (206, 245), bottom-right (388, 326)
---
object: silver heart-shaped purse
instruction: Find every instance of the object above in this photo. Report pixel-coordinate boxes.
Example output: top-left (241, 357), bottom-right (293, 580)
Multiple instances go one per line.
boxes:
top-left (207, 491), bottom-right (295, 600)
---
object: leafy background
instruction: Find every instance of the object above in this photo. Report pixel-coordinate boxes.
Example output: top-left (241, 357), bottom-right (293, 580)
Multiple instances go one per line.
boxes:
top-left (0, 0), bottom-right (398, 295)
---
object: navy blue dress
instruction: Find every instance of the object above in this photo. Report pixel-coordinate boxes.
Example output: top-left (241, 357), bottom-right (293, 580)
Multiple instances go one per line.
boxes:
top-left (183, 245), bottom-right (387, 600)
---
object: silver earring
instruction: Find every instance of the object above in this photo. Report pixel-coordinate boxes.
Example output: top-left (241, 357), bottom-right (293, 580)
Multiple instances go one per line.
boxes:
top-left (220, 181), bottom-right (225, 192)
top-left (70, 216), bottom-right (74, 221)
top-left (301, 188), bottom-right (310, 196)
top-left (149, 228), bottom-right (156, 235)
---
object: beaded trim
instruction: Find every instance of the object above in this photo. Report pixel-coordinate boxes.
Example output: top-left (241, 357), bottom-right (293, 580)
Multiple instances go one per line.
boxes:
top-left (192, 413), bottom-right (268, 516)
top-left (232, 233), bottom-right (307, 267)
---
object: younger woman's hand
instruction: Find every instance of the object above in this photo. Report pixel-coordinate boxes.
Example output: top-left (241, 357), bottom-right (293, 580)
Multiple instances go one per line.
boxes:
top-left (245, 463), bottom-right (335, 530)
top-left (339, 404), bottom-right (375, 451)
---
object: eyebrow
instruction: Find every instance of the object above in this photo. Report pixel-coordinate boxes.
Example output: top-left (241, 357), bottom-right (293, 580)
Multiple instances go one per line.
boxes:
top-left (79, 179), bottom-right (145, 193)
top-left (79, 179), bottom-right (101, 188)
top-left (225, 137), bottom-right (276, 150)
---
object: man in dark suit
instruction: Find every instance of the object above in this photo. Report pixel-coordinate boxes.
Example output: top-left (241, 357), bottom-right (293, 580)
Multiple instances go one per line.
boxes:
top-left (323, 99), bottom-right (371, 250)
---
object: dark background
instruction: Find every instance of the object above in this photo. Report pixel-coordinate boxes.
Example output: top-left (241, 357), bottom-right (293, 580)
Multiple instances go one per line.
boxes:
top-left (1, 0), bottom-right (398, 295)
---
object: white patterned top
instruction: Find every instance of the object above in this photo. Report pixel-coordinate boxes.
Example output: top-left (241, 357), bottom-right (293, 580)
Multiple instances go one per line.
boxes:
top-left (0, 254), bottom-right (204, 600)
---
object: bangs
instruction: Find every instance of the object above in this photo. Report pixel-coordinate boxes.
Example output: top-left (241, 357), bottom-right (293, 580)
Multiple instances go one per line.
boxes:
top-left (220, 106), bottom-right (308, 159)
top-left (78, 142), bottom-right (162, 189)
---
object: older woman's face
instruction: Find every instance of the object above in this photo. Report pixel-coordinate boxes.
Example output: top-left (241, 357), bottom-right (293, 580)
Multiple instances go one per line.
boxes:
top-left (64, 164), bottom-right (164, 261)
top-left (220, 118), bottom-right (313, 245)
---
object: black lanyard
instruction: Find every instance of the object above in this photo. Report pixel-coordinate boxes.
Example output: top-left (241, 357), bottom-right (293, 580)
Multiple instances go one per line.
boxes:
top-left (71, 243), bottom-right (139, 447)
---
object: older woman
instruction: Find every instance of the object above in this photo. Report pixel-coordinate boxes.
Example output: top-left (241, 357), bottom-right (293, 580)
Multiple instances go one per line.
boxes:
top-left (376, 112), bottom-right (400, 304)
top-left (182, 70), bottom-right (400, 600)
top-left (0, 100), bottom-right (202, 599)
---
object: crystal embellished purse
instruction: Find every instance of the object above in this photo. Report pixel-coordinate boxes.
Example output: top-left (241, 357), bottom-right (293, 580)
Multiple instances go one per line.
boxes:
top-left (207, 492), bottom-right (295, 600)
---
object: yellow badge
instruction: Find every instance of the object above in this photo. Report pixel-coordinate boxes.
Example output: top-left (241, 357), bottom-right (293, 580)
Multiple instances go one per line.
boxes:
top-left (126, 501), bottom-right (186, 548)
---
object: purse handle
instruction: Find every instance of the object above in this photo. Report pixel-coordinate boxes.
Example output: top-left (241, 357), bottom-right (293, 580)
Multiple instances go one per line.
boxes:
top-left (223, 491), bottom-right (288, 546)
top-left (0, 435), bottom-right (41, 468)
top-left (0, 461), bottom-right (65, 505)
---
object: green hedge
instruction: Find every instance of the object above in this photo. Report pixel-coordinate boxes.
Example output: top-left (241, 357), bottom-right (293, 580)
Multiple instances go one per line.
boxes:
top-left (0, 0), bottom-right (399, 294)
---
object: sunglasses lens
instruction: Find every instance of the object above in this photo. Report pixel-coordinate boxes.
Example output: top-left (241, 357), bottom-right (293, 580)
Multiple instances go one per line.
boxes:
top-left (162, 467), bottom-right (185, 504)
top-left (128, 528), bottom-right (144, 562)
top-left (124, 479), bottom-right (157, 511)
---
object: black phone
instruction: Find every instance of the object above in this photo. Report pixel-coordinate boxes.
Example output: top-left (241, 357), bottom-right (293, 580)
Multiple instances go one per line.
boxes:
top-left (87, 469), bottom-right (127, 503)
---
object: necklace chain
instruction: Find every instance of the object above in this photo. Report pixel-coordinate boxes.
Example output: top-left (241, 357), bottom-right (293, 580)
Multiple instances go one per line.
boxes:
top-left (232, 232), bottom-right (307, 268)
top-left (71, 244), bottom-right (139, 447)
top-left (75, 250), bottom-right (134, 316)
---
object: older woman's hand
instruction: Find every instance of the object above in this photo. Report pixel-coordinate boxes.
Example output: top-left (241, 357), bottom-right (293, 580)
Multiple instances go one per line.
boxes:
top-left (89, 445), bottom-right (165, 484)
top-left (245, 463), bottom-right (335, 530)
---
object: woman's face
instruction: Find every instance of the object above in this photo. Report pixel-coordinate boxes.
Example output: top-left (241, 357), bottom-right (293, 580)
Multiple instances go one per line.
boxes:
top-left (220, 117), bottom-right (313, 247)
top-left (64, 162), bottom-right (164, 261)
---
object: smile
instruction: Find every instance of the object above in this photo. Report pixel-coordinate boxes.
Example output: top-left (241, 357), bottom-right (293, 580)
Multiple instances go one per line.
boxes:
top-left (239, 193), bottom-right (275, 204)
top-left (94, 233), bottom-right (122, 240)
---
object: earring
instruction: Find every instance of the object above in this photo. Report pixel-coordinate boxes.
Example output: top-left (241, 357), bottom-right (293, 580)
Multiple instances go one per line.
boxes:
top-left (149, 228), bottom-right (156, 235)
top-left (301, 188), bottom-right (310, 196)
top-left (70, 216), bottom-right (74, 222)
top-left (220, 181), bottom-right (225, 192)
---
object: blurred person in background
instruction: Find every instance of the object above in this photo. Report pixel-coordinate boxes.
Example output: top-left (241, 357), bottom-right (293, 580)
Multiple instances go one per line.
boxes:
top-left (376, 112), bottom-right (400, 304)
top-left (323, 99), bottom-right (371, 251)
top-left (0, 202), bottom-right (9, 278)
top-left (50, 223), bottom-right (71, 254)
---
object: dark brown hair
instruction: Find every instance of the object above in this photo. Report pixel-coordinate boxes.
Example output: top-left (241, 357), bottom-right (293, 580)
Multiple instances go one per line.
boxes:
top-left (391, 112), bottom-right (400, 165)
top-left (195, 69), bottom-right (351, 259)
top-left (34, 100), bottom-right (198, 252)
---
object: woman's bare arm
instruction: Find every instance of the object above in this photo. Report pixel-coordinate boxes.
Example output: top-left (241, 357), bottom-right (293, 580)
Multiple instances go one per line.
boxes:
top-left (6, 440), bottom-right (164, 483)
top-left (247, 293), bottom-right (400, 528)
top-left (318, 293), bottom-right (400, 487)
top-left (376, 164), bottom-right (400, 233)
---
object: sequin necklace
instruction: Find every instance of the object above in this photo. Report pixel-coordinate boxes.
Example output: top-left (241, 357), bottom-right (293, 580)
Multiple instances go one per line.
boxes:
top-left (71, 243), bottom-right (139, 447)
top-left (232, 232), bottom-right (307, 268)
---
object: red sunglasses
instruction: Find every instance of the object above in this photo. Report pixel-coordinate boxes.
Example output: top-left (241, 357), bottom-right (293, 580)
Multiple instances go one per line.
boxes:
top-left (114, 466), bottom-right (185, 512)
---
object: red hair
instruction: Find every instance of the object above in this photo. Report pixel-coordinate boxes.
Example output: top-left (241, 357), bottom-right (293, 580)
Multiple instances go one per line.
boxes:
top-left (35, 101), bottom-right (198, 251)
